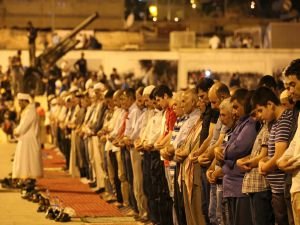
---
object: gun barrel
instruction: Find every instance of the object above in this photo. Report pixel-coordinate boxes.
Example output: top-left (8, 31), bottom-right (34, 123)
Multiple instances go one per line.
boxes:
top-left (37, 12), bottom-right (99, 70)
top-left (63, 12), bottom-right (99, 41)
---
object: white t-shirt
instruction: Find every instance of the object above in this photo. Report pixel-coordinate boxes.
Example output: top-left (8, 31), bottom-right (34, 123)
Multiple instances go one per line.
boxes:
top-left (279, 113), bottom-right (300, 194)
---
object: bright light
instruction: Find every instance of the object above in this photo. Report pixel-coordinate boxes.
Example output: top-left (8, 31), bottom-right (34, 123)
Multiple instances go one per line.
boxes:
top-left (190, 0), bottom-right (195, 3)
top-left (152, 17), bottom-right (157, 22)
top-left (174, 17), bottom-right (179, 22)
top-left (192, 3), bottom-right (197, 9)
top-left (149, 5), bottom-right (158, 17)
top-left (250, 1), bottom-right (255, 9)
top-left (205, 70), bottom-right (211, 77)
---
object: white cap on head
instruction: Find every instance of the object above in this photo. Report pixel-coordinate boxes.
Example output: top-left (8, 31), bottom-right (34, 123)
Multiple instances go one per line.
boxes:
top-left (60, 91), bottom-right (68, 97)
top-left (93, 82), bottom-right (106, 91)
top-left (280, 90), bottom-right (290, 100)
top-left (143, 85), bottom-right (155, 96)
top-left (17, 93), bottom-right (32, 102)
top-left (47, 94), bottom-right (55, 102)
top-left (50, 98), bottom-right (57, 105)
top-left (65, 95), bottom-right (72, 102)
top-left (69, 86), bottom-right (78, 93)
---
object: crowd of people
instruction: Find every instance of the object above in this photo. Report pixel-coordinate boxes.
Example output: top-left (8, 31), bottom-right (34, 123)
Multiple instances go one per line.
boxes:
top-left (38, 58), bottom-right (300, 225)
top-left (2, 51), bottom-right (300, 225)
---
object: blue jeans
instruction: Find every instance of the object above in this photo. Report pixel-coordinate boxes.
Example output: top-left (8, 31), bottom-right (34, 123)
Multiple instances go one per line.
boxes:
top-left (209, 184), bottom-right (217, 225)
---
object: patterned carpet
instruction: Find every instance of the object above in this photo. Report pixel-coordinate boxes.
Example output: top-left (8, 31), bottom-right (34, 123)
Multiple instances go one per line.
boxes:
top-left (37, 147), bottom-right (123, 218)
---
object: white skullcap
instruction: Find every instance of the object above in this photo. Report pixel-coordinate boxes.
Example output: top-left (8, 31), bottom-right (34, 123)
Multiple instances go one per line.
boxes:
top-left (143, 85), bottom-right (155, 96)
top-left (93, 82), bottom-right (106, 91)
top-left (60, 91), bottom-right (68, 97)
top-left (65, 95), bottom-right (72, 102)
top-left (55, 80), bottom-right (62, 88)
top-left (47, 94), bottom-right (55, 102)
top-left (17, 93), bottom-right (32, 102)
top-left (50, 98), bottom-right (57, 105)
top-left (280, 90), bottom-right (290, 100)
top-left (62, 72), bottom-right (69, 78)
top-left (69, 86), bottom-right (78, 93)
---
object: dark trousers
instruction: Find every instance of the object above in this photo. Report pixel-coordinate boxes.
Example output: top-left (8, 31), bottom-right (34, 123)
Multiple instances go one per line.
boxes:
top-left (64, 138), bottom-right (71, 169)
top-left (150, 151), bottom-right (173, 225)
top-left (121, 147), bottom-right (138, 212)
top-left (174, 164), bottom-right (187, 225)
top-left (109, 151), bottom-right (123, 203)
top-left (76, 136), bottom-right (89, 178)
top-left (83, 139), bottom-right (92, 180)
top-left (201, 166), bottom-right (211, 225)
top-left (143, 152), bottom-right (155, 221)
top-left (249, 191), bottom-right (274, 225)
top-left (272, 193), bottom-right (289, 225)
top-left (224, 196), bottom-right (253, 225)
top-left (57, 127), bottom-right (64, 155)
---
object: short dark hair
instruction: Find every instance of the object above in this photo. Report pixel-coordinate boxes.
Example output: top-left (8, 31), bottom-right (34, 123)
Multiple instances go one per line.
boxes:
top-left (154, 85), bottom-right (173, 98)
top-left (196, 78), bottom-right (214, 93)
top-left (216, 83), bottom-right (230, 100)
top-left (136, 86), bottom-right (144, 96)
top-left (231, 88), bottom-right (253, 115)
top-left (104, 89), bottom-right (115, 99)
top-left (124, 88), bottom-right (136, 100)
top-left (284, 59), bottom-right (300, 80)
top-left (251, 86), bottom-right (280, 108)
top-left (258, 75), bottom-right (277, 91)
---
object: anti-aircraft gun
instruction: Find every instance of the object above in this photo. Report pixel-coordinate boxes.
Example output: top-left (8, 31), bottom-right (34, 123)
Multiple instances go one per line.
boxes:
top-left (23, 12), bottom-right (99, 95)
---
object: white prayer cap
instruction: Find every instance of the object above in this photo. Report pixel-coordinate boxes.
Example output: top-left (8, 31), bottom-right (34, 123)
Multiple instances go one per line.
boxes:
top-left (65, 95), bottom-right (72, 102)
top-left (93, 82), bottom-right (106, 91)
top-left (143, 85), bottom-right (155, 96)
top-left (62, 72), bottom-right (69, 78)
top-left (280, 90), bottom-right (289, 100)
top-left (47, 94), bottom-right (55, 102)
top-left (17, 93), bottom-right (32, 102)
top-left (69, 86), bottom-right (78, 93)
top-left (60, 91), bottom-right (68, 97)
top-left (50, 98), bottom-right (57, 105)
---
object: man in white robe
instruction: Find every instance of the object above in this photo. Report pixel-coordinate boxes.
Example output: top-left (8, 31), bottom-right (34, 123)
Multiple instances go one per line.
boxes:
top-left (12, 93), bottom-right (43, 180)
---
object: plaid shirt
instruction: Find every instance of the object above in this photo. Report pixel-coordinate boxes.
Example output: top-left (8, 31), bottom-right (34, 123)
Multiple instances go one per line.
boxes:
top-left (242, 123), bottom-right (270, 193)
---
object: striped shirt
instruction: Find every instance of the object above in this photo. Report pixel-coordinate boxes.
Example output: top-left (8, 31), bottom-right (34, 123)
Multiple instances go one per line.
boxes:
top-left (267, 109), bottom-right (293, 193)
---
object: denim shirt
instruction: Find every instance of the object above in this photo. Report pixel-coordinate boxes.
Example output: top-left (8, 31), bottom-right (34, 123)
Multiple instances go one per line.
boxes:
top-left (222, 115), bottom-right (258, 198)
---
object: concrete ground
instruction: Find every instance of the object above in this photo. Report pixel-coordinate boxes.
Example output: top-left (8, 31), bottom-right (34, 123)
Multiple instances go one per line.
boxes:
top-left (0, 140), bottom-right (141, 225)
top-left (0, 141), bottom-right (84, 225)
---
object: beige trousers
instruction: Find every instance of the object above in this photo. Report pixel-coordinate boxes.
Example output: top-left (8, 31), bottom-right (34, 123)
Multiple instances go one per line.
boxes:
top-left (292, 192), bottom-right (300, 225)
top-left (69, 130), bottom-right (80, 177)
top-left (115, 150), bottom-right (129, 205)
top-left (91, 136), bottom-right (105, 189)
top-left (182, 164), bottom-right (206, 225)
top-left (130, 148), bottom-right (148, 217)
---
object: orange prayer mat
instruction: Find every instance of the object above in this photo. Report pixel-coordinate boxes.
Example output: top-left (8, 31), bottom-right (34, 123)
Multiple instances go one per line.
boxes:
top-left (37, 147), bottom-right (123, 218)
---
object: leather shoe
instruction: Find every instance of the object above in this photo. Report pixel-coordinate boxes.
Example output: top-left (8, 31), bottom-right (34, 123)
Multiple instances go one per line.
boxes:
top-left (45, 208), bottom-right (56, 220)
top-left (55, 211), bottom-right (71, 222)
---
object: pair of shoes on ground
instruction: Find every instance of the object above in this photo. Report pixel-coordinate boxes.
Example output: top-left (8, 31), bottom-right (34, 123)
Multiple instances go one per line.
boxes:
top-left (46, 207), bottom-right (71, 222)
top-left (36, 194), bottom-right (50, 213)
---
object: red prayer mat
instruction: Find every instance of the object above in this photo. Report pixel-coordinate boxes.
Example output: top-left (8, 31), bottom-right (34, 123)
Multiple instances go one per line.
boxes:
top-left (37, 148), bottom-right (123, 218)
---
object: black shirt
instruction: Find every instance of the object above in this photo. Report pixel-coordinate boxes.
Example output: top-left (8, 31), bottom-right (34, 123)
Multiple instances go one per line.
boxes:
top-left (199, 105), bottom-right (219, 145)
top-left (74, 58), bottom-right (87, 76)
